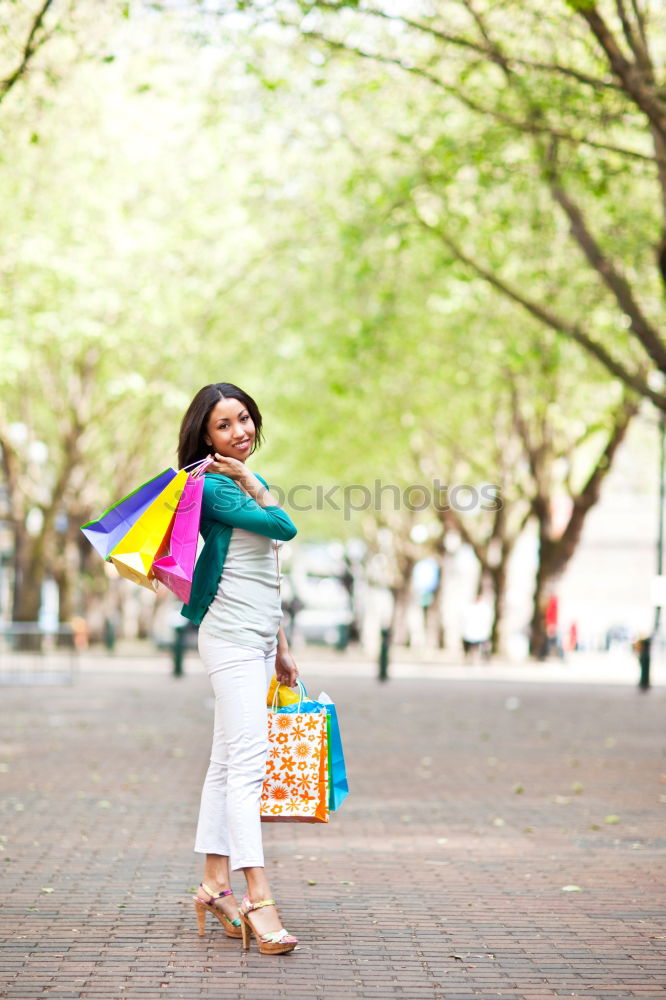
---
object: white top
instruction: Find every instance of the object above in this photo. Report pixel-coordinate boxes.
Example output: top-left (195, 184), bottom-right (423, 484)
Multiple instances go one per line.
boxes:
top-left (199, 527), bottom-right (283, 653)
top-left (461, 600), bottom-right (493, 643)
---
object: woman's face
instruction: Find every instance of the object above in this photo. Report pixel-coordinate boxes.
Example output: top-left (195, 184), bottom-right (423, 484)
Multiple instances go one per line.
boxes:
top-left (204, 397), bottom-right (256, 462)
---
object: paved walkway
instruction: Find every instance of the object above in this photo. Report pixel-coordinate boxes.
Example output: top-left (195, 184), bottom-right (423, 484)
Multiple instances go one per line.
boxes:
top-left (1, 652), bottom-right (665, 999)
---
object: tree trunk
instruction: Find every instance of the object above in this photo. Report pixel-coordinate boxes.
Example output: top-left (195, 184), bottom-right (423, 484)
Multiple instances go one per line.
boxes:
top-left (11, 528), bottom-right (45, 651)
top-left (528, 531), bottom-right (553, 659)
top-left (390, 578), bottom-right (412, 647)
top-left (488, 558), bottom-right (508, 656)
top-left (11, 523), bottom-right (45, 620)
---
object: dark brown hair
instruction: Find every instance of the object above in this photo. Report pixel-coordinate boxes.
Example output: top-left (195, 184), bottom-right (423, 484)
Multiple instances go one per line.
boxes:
top-left (177, 383), bottom-right (264, 469)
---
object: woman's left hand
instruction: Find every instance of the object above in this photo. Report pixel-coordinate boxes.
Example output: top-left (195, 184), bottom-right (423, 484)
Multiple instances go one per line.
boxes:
top-left (275, 648), bottom-right (299, 688)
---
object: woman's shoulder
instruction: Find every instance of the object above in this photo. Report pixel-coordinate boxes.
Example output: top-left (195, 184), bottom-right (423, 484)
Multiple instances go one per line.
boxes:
top-left (201, 470), bottom-right (269, 512)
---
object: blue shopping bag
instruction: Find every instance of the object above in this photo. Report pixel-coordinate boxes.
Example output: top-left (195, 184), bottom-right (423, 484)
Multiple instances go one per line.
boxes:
top-left (81, 468), bottom-right (177, 560)
top-left (272, 681), bottom-right (349, 812)
top-left (316, 690), bottom-right (349, 812)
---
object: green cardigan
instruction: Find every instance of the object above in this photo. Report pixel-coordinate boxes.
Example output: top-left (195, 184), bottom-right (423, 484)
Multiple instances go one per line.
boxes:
top-left (181, 471), bottom-right (298, 626)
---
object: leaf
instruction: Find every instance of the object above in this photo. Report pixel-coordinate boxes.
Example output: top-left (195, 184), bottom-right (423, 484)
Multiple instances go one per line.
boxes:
top-left (604, 814), bottom-right (620, 824)
top-left (561, 885), bottom-right (582, 892)
top-left (306, 879), bottom-right (317, 885)
top-left (41, 887), bottom-right (54, 893)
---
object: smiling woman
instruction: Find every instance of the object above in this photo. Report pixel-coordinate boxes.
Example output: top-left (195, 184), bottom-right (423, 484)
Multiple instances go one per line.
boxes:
top-left (177, 383), bottom-right (265, 469)
top-left (176, 381), bottom-right (301, 956)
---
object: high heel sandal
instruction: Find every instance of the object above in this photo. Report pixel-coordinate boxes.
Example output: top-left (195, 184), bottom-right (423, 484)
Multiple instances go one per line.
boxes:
top-left (193, 882), bottom-right (243, 938)
top-left (238, 895), bottom-right (299, 955)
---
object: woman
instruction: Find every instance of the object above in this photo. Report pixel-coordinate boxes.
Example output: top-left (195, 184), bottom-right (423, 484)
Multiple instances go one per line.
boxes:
top-left (177, 382), bottom-right (300, 956)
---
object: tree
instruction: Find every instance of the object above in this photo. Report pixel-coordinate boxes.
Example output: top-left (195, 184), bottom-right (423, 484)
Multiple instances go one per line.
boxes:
top-left (0, 0), bottom-right (57, 106)
top-left (221, 0), bottom-right (666, 408)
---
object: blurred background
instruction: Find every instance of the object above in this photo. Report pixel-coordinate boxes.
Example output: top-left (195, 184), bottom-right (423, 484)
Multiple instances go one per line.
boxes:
top-left (2, 0), bottom-right (665, 682)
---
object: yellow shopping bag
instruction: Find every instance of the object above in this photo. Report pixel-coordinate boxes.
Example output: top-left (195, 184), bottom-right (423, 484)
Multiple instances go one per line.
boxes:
top-left (109, 469), bottom-right (188, 590)
top-left (266, 677), bottom-right (300, 708)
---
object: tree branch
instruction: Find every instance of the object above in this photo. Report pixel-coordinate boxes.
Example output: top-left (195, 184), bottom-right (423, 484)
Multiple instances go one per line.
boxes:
top-left (615, 0), bottom-right (653, 76)
top-left (547, 166), bottom-right (666, 373)
top-left (557, 394), bottom-right (638, 554)
top-left (418, 216), bottom-right (666, 409)
top-left (629, 0), bottom-right (650, 57)
top-left (0, 0), bottom-right (56, 105)
top-left (302, 1), bottom-right (621, 91)
top-left (296, 27), bottom-right (659, 166)
top-left (577, 5), bottom-right (666, 139)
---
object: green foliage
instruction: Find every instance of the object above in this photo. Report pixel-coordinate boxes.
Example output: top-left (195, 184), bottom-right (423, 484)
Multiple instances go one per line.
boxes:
top-left (0, 0), bottom-right (659, 628)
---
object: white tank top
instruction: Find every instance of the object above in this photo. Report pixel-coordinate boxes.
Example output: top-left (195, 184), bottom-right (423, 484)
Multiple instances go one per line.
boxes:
top-left (199, 527), bottom-right (283, 652)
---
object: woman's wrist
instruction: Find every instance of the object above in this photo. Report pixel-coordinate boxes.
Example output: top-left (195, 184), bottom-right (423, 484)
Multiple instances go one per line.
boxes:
top-left (277, 626), bottom-right (289, 653)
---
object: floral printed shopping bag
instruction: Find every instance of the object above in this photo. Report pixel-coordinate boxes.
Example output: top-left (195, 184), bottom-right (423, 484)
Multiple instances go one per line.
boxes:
top-left (260, 698), bottom-right (329, 824)
top-left (269, 682), bottom-right (349, 812)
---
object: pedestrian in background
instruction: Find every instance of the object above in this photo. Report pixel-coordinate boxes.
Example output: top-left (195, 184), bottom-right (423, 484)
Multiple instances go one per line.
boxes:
top-left (461, 594), bottom-right (492, 661)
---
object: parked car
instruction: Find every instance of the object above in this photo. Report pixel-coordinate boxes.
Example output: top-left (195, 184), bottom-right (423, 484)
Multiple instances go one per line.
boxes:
top-left (289, 573), bottom-right (353, 649)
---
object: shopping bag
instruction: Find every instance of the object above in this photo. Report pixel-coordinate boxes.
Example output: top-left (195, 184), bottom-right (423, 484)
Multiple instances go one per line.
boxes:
top-left (109, 469), bottom-right (188, 590)
top-left (261, 683), bottom-right (329, 823)
top-left (152, 462), bottom-right (209, 603)
top-left (266, 675), bottom-right (300, 708)
top-left (317, 691), bottom-right (349, 812)
top-left (80, 468), bottom-right (177, 560)
top-left (270, 682), bottom-right (349, 812)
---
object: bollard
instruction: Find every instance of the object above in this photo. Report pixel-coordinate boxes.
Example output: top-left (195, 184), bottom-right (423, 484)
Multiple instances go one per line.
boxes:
top-left (336, 623), bottom-right (350, 652)
top-left (378, 627), bottom-right (390, 682)
top-left (103, 617), bottom-right (116, 652)
top-left (173, 625), bottom-right (186, 678)
top-left (637, 636), bottom-right (651, 691)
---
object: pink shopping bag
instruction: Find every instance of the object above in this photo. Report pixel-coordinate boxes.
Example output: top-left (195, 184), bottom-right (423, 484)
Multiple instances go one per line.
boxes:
top-left (151, 465), bottom-right (208, 602)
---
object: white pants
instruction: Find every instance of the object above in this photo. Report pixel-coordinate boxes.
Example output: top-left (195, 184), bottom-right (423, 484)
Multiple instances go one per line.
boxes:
top-left (194, 633), bottom-right (276, 871)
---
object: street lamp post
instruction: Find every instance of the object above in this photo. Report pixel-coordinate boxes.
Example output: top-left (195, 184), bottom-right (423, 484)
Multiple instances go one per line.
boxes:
top-left (646, 411), bottom-right (666, 690)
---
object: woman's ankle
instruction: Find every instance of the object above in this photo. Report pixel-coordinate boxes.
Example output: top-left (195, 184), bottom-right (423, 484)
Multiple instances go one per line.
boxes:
top-left (201, 875), bottom-right (232, 893)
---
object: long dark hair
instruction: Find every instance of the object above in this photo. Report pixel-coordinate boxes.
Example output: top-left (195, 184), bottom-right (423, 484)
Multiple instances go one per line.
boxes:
top-left (177, 383), bottom-right (264, 469)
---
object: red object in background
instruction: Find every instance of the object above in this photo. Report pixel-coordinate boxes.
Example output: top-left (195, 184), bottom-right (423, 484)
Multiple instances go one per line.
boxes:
top-left (568, 622), bottom-right (578, 652)
top-left (545, 595), bottom-right (558, 637)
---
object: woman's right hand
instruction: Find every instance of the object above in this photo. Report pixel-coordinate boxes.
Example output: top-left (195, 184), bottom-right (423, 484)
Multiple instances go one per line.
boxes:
top-left (206, 453), bottom-right (247, 481)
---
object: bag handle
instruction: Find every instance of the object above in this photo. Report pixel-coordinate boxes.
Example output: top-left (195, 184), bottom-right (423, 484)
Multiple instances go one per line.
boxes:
top-left (180, 457), bottom-right (215, 476)
top-left (270, 677), bottom-right (307, 713)
top-left (189, 457), bottom-right (214, 478)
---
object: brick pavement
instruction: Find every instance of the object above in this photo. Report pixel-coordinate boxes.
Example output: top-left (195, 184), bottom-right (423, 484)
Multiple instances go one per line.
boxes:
top-left (1, 658), bottom-right (665, 1000)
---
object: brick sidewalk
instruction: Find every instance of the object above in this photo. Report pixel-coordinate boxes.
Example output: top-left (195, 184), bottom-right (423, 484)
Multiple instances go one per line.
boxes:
top-left (1, 664), bottom-right (665, 1000)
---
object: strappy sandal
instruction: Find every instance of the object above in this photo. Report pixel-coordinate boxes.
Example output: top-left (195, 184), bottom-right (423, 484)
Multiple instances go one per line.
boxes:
top-left (238, 894), bottom-right (299, 955)
top-left (193, 882), bottom-right (242, 938)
